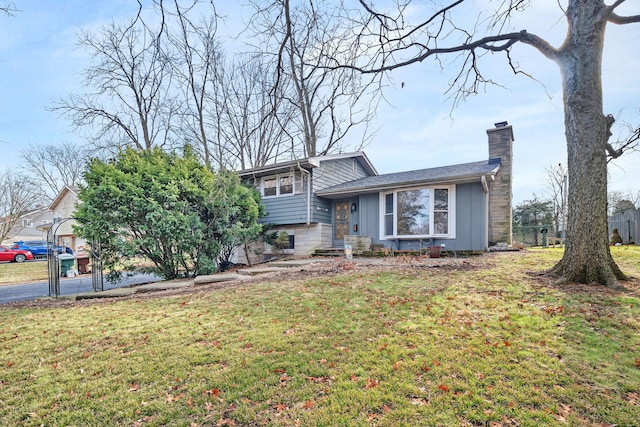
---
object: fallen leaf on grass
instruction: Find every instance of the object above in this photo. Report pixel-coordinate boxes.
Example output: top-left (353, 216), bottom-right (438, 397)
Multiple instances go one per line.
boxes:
top-left (410, 397), bottom-right (429, 406)
top-left (165, 392), bottom-right (185, 403)
top-left (128, 383), bottom-right (140, 392)
top-left (306, 376), bottom-right (331, 383)
top-left (206, 388), bottom-right (221, 397)
top-left (365, 378), bottom-right (379, 389)
top-left (437, 384), bottom-right (450, 393)
top-left (303, 400), bottom-right (315, 409)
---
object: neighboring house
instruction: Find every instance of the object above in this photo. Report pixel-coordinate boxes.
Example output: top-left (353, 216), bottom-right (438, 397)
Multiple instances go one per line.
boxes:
top-left (0, 207), bottom-right (54, 245)
top-left (48, 185), bottom-right (86, 252)
top-left (239, 122), bottom-right (514, 258)
top-left (608, 207), bottom-right (639, 244)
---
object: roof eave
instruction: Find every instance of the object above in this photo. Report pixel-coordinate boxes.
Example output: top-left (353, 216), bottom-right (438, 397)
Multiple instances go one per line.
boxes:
top-left (316, 171), bottom-right (499, 199)
top-left (238, 160), bottom-right (315, 178)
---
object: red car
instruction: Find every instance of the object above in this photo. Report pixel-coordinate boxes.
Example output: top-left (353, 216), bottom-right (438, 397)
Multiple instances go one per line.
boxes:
top-left (0, 245), bottom-right (34, 263)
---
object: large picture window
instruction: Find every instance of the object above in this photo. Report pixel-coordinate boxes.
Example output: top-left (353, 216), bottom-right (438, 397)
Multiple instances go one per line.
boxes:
top-left (381, 186), bottom-right (455, 238)
top-left (260, 173), bottom-right (303, 198)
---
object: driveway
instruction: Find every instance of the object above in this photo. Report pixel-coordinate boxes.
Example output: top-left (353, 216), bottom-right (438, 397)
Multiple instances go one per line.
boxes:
top-left (0, 273), bottom-right (161, 305)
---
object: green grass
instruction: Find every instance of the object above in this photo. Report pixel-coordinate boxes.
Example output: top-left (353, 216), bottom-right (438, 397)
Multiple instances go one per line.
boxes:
top-left (1, 247), bottom-right (639, 426)
top-left (0, 260), bottom-right (48, 286)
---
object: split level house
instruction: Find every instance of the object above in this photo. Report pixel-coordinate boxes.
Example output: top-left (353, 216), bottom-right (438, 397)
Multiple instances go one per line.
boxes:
top-left (239, 122), bottom-right (514, 259)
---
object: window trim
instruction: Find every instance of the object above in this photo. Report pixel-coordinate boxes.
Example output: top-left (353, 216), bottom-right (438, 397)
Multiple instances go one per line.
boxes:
top-left (379, 185), bottom-right (456, 239)
top-left (265, 231), bottom-right (295, 253)
top-left (260, 173), bottom-right (302, 198)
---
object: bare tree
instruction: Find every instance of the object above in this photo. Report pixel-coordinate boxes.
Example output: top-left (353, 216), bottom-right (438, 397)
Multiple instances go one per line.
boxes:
top-left (51, 7), bottom-right (178, 155)
top-left (250, 0), bottom-right (378, 158)
top-left (1, 2), bottom-right (16, 16)
top-left (328, 1), bottom-right (640, 287)
top-left (219, 54), bottom-right (298, 169)
top-left (0, 170), bottom-right (43, 243)
top-left (20, 142), bottom-right (89, 202)
top-left (605, 114), bottom-right (640, 161)
top-left (608, 190), bottom-right (639, 216)
top-left (545, 163), bottom-right (568, 239)
top-left (165, 0), bottom-right (222, 168)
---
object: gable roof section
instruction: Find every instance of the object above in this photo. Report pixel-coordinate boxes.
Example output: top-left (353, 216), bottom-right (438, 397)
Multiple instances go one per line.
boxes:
top-left (238, 152), bottom-right (377, 178)
top-left (316, 158), bottom-right (501, 198)
top-left (49, 185), bottom-right (80, 211)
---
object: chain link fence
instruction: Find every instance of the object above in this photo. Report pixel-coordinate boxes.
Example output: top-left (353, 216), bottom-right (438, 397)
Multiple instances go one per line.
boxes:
top-left (513, 225), bottom-right (562, 247)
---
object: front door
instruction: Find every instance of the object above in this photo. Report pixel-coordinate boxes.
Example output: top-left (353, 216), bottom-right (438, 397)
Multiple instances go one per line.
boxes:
top-left (334, 201), bottom-right (350, 244)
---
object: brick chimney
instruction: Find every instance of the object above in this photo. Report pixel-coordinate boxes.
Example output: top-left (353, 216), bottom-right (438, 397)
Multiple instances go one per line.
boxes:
top-left (487, 121), bottom-right (514, 245)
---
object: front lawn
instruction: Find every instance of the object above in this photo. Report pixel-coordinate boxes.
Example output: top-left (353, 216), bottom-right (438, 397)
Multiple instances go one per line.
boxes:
top-left (0, 260), bottom-right (48, 286)
top-left (1, 248), bottom-right (639, 426)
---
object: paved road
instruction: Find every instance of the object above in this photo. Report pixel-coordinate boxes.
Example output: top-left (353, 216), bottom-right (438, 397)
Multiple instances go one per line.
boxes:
top-left (0, 273), bottom-right (161, 305)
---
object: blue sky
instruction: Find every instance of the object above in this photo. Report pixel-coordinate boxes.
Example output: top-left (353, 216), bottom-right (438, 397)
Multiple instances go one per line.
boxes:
top-left (1, 0), bottom-right (639, 205)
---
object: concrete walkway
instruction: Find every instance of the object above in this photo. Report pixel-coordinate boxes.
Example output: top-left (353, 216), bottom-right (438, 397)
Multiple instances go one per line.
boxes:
top-left (69, 258), bottom-right (335, 301)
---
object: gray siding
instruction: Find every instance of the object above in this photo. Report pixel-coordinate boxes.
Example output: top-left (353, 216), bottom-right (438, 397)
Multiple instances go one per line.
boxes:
top-left (260, 194), bottom-right (308, 225)
top-left (450, 182), bottom-right (486, 251)
top-left (252, 157), bottom-right (373, 226)
top-left (311, 194), bottom-right (332, 224)
top-left (352, 183), bottom-right (487, 251)
top-left (313, 158), bottom-right (370, 191)
top-left (357, 193), bottom-right (380, 242)
top-left (259, 179), bottom-right (332, 225)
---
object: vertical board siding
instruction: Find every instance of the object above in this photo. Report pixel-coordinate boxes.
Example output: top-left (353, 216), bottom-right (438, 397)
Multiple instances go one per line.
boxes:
top-left (354, 183), bottom-right (487, 251)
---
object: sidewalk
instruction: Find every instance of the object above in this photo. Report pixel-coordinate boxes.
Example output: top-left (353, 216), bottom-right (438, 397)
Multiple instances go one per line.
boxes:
top-left (70, 258), bottom-right (335, 300)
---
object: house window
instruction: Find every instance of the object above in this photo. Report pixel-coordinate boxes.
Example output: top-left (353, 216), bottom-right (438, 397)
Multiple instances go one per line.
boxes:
top-left (279, 175), bottom-right (293, 195)
top-left (263, 178), bottom-right (277, 197)
top-left (265, 233), bottom-right (295, 252)
top-left (261, 173), bottom-right (303, 197)
top-left (381, 186), bottom-right (455, 238)
top-left (21, 219), bottom-right (33, 228)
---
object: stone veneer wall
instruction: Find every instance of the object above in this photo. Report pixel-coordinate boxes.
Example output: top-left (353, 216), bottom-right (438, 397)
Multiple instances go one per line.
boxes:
top-left (487, 123), bottom-right (514, 245)
top-left (235, 223), bottom-right (333, 264)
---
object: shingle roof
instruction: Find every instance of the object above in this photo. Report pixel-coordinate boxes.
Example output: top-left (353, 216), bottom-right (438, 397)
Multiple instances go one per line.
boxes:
top-left (238, 152), bottom-right (377, 178)
top-left (316, 158), bottom-right (501, 198)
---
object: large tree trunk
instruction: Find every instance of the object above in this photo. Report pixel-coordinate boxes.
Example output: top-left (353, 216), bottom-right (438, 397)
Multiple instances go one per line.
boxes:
top-left (547, 1), bottom-right (626, 287)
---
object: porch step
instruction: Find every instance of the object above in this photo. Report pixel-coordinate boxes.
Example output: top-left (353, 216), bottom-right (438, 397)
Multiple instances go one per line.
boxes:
top-left (311, 247), bottom-right (344, 257)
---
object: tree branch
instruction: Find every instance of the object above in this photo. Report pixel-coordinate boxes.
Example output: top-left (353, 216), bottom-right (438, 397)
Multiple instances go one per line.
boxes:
top-left (607, 0), bottom-right (640, 24)
top-left (608, 13), bottom-right (640, 24)
top-left (337, 29), bottom-right (558, 74)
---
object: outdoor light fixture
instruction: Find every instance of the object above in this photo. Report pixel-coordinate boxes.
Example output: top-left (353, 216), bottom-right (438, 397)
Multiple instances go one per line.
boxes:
top-left (351, 203), bottom-right (357, 212)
